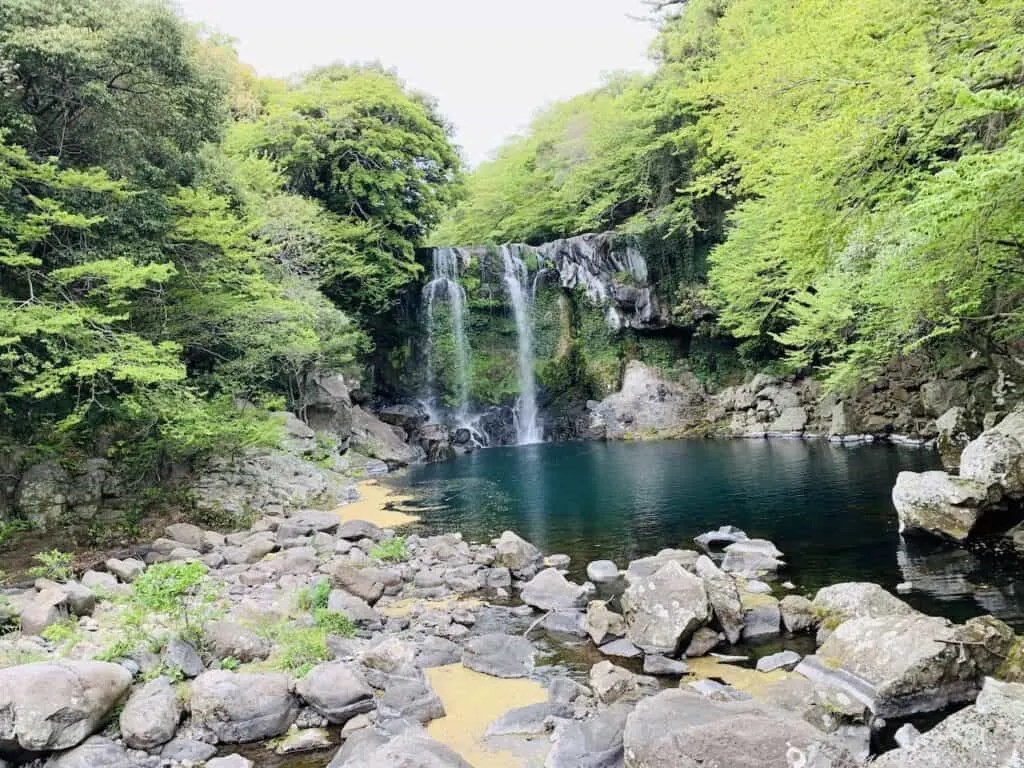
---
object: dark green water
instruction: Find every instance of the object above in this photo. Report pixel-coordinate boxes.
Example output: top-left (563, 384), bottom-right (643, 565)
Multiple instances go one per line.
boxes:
top-left (396, 439), bottom-right (1024, 629)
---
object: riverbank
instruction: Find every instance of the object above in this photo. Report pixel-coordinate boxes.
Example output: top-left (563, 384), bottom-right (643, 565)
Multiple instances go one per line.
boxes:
top-left (1, 470), bottom-right (1022, 767)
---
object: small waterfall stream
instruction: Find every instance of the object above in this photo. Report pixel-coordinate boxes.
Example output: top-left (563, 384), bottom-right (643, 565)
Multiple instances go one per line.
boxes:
top-left (423, 247), bottom-right (471, 420)
top-left (500, 246), bottom-right (543, 444)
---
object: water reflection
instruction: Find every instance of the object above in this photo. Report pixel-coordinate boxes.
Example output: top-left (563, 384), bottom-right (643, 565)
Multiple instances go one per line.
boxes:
top-left (398, 439), bottom-right (1024, 629)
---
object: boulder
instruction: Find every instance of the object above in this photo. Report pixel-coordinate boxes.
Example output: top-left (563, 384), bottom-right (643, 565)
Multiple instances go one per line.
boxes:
top-left (275, 727), bottom-right (332, 754)
top-left (959, 430), bottom-right (1024, 496)
top-left (45, 736), bottom-right (132, 768)
top-left (327, 561), bottom-right (385, 605)
top-left (586, 600), bottom-right (626, 645)
top-left (695, 555), bottom-right (744, 644)
top-left (546, 702), bottom-right (632, 768)
top-left (921, 380), bottom-right (969, 419)
top-left (327, 589), bottom-right (380, 625)
top-left (377, 673), bottom-right (445, 724)
top-left (872, 677), bottom-right (1024, 768)
top-left (780, 594), bottom-right (816, 634)
top-left (119, 676), bottom-right (181, 750)
top-left (796, 614), bottom-right (1013, 717)
top-left (485, 701), bottom-right (572, 737)
top-left (165, 522), bottom-right (207, 551)
top-left (377, 404), bottom-right (427, 430)
top-left (625, 549), bottom-right (699, 581)
top-left (493, 530), bottom-right (543, 577)
top-left (301, 371), bottom-right (354, 441)
top-left (296, 662), bottom-right (374, 724)
top-left (56, 581), bottom-right (95, 617)
top-left (643, 655), bottom-right (689, 676)
top-left (586, 560), bottom-right (620, 584)
top-left (104, 558), bottom-right (145, 583)
top-left (589, 660), bottom-right (658, 705)
top-left (935, 406), bottom-right (976, 470)
top-left (204, 620), bottom-right (272, 662)
top-left (0, 661), bottom-right (131, 752)
top-left (160, 737), bottom-right (218, 763)
top-left (164, 636), bottom-right (204, 678)
top-left (336, 519), bottom-right (382, 541)
top-left (462, 633), bottom-right (535, 678)
top-left (190, 671), bottom-right (297, 743)
top-left (18, 587), bottom-right (69, 636)
top-left (520, 568), bottom-right (588, 611)
top-left (756, 650), bottom-right (802, 672)
top-left (811, 582), bottom-right (917, 632)
top-left (892, 471), bottom-right (992, 542)
top-left (206, 756), bottom-right (254, 768)
top-left (721, 540), bottom-right (785, 577)
top-left (685, 626), bottom-right (723, 657)
top-left (622, 688), bottom-right (858, 768)
top-left (741, 593), bottom-right (781, 640)
top-left (599, 638), bottom-right (643, 659)
top-left (328, 723), bottom-right (472, 767)
top-left (694, 525), bottom-right (748, 553)
top-left (350, 406), bottom-right (421, 468)
top-left (621, 560), bottom-right (709, 654)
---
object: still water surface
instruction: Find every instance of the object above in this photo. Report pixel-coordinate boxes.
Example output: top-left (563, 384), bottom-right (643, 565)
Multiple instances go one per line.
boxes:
top-left (396, 439), bottom-right (1024, 628)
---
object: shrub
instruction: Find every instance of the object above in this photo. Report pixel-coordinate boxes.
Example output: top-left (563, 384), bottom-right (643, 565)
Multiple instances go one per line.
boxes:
top-left (28, 549), bottom-right (75, 582)
top-left (370, 536), bottom-right (409, 563)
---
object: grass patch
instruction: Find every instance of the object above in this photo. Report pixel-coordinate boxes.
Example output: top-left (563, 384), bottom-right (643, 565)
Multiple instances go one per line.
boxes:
top-left (370, 536), bottom-right (409, 563)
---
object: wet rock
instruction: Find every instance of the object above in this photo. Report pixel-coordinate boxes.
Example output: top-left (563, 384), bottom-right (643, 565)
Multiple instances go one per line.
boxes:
top-left (811, 582), bottom-right (917, 641)
top-left (625, 549), bottom-right (699, 581)
top-left (45, 736), bottom-right (132, 768)
top-left (721, 539), bottom-right (785, 577)
top-left (695, 555), bottom-right (744, 645)
top-left (485, 701), bottom-right (572, 737)
top-left (540, 609), bottom-right (588, 637)
top-left (694, 525), bottom-right (749, 552)
top-left (520, 568), bottom-right (588, 611)
top-left (585, 600), bottom-right (626, 645)
top-left (190, 670), bottom-right (297, 743)
top-left (204, 620), bottom-right (271, 662)
top-left (119, 676), bottom-right (181, 750)
top-left (0, 661), bottom-right (131, 752)
top-left (360, 637), bottom-right (418, 687)
top-left (462, 633), bottom-right (535, 678)
top-left (780, 594), bottom-right (816, 634)
top-left (545, 553), bottom-right (571, 569)
top-left (206, 756), bottom-right (254, 768)
top-left (756, 650), bottom-right (802, 672)
top-left (275, 726), bottom-right (333, 754)
top-left (493, 530), bottom-right (543, 577)
top-left (621, 560), bottom-right (709, 654)
top-left (894, 722), bottom-right (921, 749)
top-left (589, 660), bottom-right (658, 705)
top-left (546, 702), bottom-right (631, 768)
top-left (623, 688), bottom-right (858, 768)
top-left (547, 676), bottom-right (591, 703)
top-left (415, 636), bottom-right (461, 668)
top-left (685, 627), bottom-right (723, 657)
top-left (741, 593), bottom-right (781, 640)
top-left (586, 560), bottom-right (620, 584)
top-left (796, 614), bottom-right (1013, 717)
top-left (643, 655), bottom-right (689, 676)
top-left (687, 678), bottom-right (752, 702)
top-left (599, 638), bottom-right (643, 659)
top-left (892, 471), bottom-right (992, 542)
top-left (296, 662), bottom-right (374, 724)
top-left (873, 677), bottom-right (1024, 768)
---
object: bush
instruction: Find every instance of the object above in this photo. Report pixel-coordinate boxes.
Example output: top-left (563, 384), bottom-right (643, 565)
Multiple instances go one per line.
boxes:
top-left (28, 549), bottom-right (75, 582)
top-left (312, 608), bottom-right (355, 637)
top-left (370, 536), bottom-right (409, 563)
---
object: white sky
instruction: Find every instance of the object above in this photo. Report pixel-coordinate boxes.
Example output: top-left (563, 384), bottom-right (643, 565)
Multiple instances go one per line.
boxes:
top-left (173, 0), bottom-right (657, 166)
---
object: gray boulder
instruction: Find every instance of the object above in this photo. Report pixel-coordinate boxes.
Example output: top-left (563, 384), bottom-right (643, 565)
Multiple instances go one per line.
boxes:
top-left (935, 406), bottom-right (976, 470)
top-left (377, 673), bottom-right (445, 724)
top-left (104, 558), bottom-right (145, 583)
top-left (586, 560), bottom-right (620, 584)
top-left (621, 560), bottom-right (709, 654)
top-left (685, 627), bottom-right (723, 657)
top-left (643, 655), bottom-right (689, 676)
top-left (0, 661), bottom-right (131, 752)
top-left (160, 737), bottom-right (217, 763)
top-left (204, 620), bottom-right (272, 662)
top-left (493, 530), bottom-right (543, 577)
top-left (780, 594), bottom-right (816, 633)
top-left (45, 736), bottom-right (132, 768)
top-left (625, 549), bottom-right (699, 581)
top-left (119, 676), bottom-right (181, 750)
top-left (959, 430), bottom-right (1024, 496)
top-left (206, 755), bottom-right (254, 768)
top-left (721, 540), bottom-right (785, 577)
top-left (623, 689), bottom-right (858, 768)
top-left (462, 633), bottom-right (535, 678)
top-left (756, 650), bottom-right (802, 672)
top-left (329, 723), bottom-right (472, 768)
top-left (520, 568), bottom-right (588, 611)
top-left (350, 406), bottom-right (421, 468)
top-left (164, 636), bottom-right (204, 678)
top-left (190, 671), bottom-right (297, 743)
top-left (694, 525), bottom-right (749, 552)
top-left (336, 519), bottom-right (382, 541)
top-left (485, 701), bottom-right (572, 737)
top-left (586, 600), bottom-right (626, 646)
top-left (545, 702), bottom-right (632, 768)
top-left (740, 594), bottom-right (781, 640)
top-left (327, 589), bottom-right (380, 625)
top-left (892, 470), bottom-right (991, 542)
top-left (695, 555), bottom-right (744, 644)
top-left (18, 587), bottom-right (69, 636)
top-left (796, 614), bottom-right (1013, 717)
top-left (327, 561), bottom-right (385, 605)
top-left (873, 677), bottom-right (1024, 768)
top-left (811, 582), bottom-right (917, 637)
top-left (589, 660), bottom-right (658, 705)
top-left (295, 662), bottom-right (374, 724)
top-left (301, 371), bottom-right (354, 442)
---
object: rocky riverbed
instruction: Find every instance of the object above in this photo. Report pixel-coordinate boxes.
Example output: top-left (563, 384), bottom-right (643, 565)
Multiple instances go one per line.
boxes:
top-left (1, 475), bottom-right (1022, 768)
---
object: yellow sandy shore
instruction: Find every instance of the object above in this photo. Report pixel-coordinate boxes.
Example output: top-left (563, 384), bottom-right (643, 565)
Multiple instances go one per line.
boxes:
top-left (333, 480), bottom-right (419, 528)
top-left (425, 663), bottom-right (549, 768)
top-left (686, 655), bottom-right (797, 698)
top-left (378, 596), bottom-right (483, 618)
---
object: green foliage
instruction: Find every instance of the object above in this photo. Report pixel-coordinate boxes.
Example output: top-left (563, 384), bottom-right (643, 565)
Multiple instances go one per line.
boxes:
top-left (369, 536), bottom-right (409, 563)
top-left (42, 617), bottom-right (82, 653)
top-left (219, 655), bottom-right (240, 671)
top-left (94, 637), bottom-right (134, 662)
top-left (255, 618), bottom-right (330, 678)
top-left (312, 608), bottom-right (356, 637)
top-left (0, 520), bottom-right (32, 550)
top-left (121, 561), bottom-right (222, 645)
top-left (28, 549), bottom-right (74, 582)
top-left (296, 578), bottom-right (331, 613)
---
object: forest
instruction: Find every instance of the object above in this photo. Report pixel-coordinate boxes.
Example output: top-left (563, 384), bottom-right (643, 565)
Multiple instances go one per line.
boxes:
top-left (2, 0), bottom-right (1023, 474)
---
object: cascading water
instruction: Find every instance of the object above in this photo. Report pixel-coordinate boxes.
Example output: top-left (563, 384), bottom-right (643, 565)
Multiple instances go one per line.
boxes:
top-left (501, 245), bottom-right (543, 444)
top-left (423, 247), bottom-right (471, 421)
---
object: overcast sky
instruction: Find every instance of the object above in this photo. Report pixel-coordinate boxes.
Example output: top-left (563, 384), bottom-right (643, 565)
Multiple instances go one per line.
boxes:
top-left (173, 0), bottom-right (657, 166)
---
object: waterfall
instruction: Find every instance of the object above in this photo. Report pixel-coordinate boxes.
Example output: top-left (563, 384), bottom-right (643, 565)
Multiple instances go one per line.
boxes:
top-left (423, 247), bottom-right (471, 420)
top-left (500, 245), bottom-right (543, 444)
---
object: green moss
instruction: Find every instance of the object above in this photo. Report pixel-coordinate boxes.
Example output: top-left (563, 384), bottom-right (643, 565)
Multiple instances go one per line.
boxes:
top-left (996, 636), bottom-right (1024, 682)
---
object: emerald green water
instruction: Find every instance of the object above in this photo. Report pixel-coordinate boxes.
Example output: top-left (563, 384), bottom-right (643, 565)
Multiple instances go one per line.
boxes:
top-left (397, 439), bottom-right (1024, 629)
